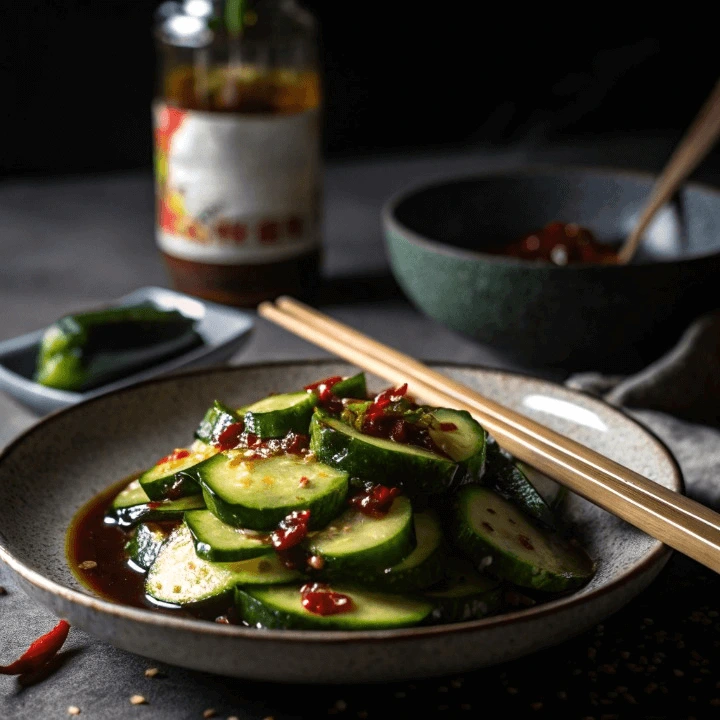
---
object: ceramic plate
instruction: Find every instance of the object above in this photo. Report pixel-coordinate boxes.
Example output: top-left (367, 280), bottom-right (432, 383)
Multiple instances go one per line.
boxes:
top-left (0, 286), bottom-right (254, 415)
top-left (0, 362), bottom-right (681, 683)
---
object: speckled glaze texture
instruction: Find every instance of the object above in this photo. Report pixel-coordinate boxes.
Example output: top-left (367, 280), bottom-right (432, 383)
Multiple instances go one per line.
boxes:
top-left (0, 362), bottom-right (681, 683)
top-left (383, 169), bottom-right (720, 371)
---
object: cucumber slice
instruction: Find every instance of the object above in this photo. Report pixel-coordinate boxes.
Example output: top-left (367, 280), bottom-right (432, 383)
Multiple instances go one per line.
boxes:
top-left (138, 444), bottom-right (218, 501)
top-left (425, 559), bottom-right (502, 622)
top-left (195, 400), bottom-right (241, 445)
top-left (428, 408), bottom-right (487, 482)
top-left (485, 441), bottom-right (555, 528)
top-left (307, 496), bottom-right (415, 574)
top-left (125, 522), bottom-right (169, 570)
top-left (310, 411), bottom-right (459, 496)
top-left (331, 373), bottom-right (367, 399)
top-left (146, 524), bottom-right (298, 606)
top-left (243, 391), bottom-right (317, 438)
top-left (235, 584), bottom-right (433, 630)
top-left (452, 486), bottom-right (594, 592)
top-left (198, 452), bottom-right (349, 530)
top-left (368, 511), bottom-right (445, 592)
top-left (107, 479), bottom-right (205, 527)
top-left (185, 509), bottom-right (273, 562)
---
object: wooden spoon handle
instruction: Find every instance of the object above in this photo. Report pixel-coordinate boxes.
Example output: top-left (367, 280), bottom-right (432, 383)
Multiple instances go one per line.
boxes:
top-left (618, 77), bottom-right (720, 264)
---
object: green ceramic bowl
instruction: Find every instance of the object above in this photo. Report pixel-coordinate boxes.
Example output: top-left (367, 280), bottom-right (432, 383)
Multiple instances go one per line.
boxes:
top-left (383, 167), bottom-right (720, 371)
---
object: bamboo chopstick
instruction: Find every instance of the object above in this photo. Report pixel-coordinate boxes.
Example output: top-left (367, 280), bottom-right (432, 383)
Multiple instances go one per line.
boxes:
top-left (258, 297), bottom-right (720, 575)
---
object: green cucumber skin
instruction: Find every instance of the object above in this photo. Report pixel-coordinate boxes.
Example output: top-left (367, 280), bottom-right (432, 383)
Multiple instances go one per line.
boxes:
top-left (184, 509), bottom-right (272, 563)
top-left (106, 495), bottom-right (205, 528)
top-left (197, 454), bottom-right (349, 531)
top-left (139, 469), bottom-right (201, 501)
top-left (309, 412), bottom-right (459, 496)
top-left (235, 585), bottom-right (433, 630)
top-left (195, 400), bottom-right (240, 445)
top-left (331, 373), bottom-right (367, 399)
top-left (125, 523), bottom-right (168, 570)
top-left (451, 486), bottom-right (594, 593)
top-left (428, 408), bottom-right (487, 483)
top-left (361, 512), bottom-right (445, 592)
top-left (243, 392), bottom-right (316, 438)
top-left (427, 582), bottom-right (502, 623)
top-left (484, 442), bottom-right (555, 528)
top-left (308, 497), bottom-right (416, 576)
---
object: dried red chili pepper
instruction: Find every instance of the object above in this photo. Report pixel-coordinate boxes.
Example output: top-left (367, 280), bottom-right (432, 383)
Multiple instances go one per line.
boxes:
top-left (156, 448), bottom-right (190, 465)
top-left (0, 620), bottom-right (70, 676)
top-left (215, 421), bottom-right (246, 451)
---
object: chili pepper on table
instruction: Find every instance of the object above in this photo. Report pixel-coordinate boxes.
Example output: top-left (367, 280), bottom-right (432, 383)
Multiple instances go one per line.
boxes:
top-left (0, 620), bottom-right (70, 676)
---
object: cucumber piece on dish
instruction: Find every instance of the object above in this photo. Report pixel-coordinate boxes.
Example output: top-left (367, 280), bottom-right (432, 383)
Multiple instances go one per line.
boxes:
top-left (198, 452), bottom-right (348, 530)
top-left (235, 584), bottom-right (433, 630)
top-left (138, 444), bottom-right (218, 501)
top-left (107, 479), bottom-right (205, 527)
top-left (185, 509), bottom-right (273, 562)
top-left (484, 441), bottom-right (555, 528)
top-left (125, 522), bottom-right (169, 570)
top-left (307, 496), bottom-right (415, 575)
top-left (243, 391), bottom-right (317, 438)
top-left (368, 511), bottom-right (445, 592)
top-left (330, 373), bottom-right (367, 399)
top-left (427, 408), bottom-right (487, 482)
top-left (425, 559), bottom-right (502, 622)
top-left (195, 400), bottom-right (241, 445)
top-left (310, 411), bottom-right (459, 496)
top-left (451, 486), bottom-right (594, 592)
top-left (146, 524), bottom-right (298, 606)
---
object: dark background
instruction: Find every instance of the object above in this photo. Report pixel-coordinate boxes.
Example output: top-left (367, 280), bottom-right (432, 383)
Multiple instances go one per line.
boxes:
top-left (0, 1), bottom-right (717, 177)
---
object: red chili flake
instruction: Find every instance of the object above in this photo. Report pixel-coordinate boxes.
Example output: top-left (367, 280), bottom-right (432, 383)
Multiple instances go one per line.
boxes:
top-left (439, 422), bottom-right (458, 432)
top-left (304, 376), bottom-right (342, 392)
top-left (146, 501), bottom-right (162, 509)
top-left (300, 583), bottom-right (353, 616)
top-left (271, 510), bottom-right (311, 551)
top-left (283, 433), bottom-right (310, 455)
top-left (215, 422), bottom-right (245, 451)
top-left (156, 448), bottom-right (190, 465)
top-left (0, 620), bottom-right (70, 676)
top-left (518, 534), bottom-right (535, 550)
top-left (364, 383), bottom-right (409, 422)
top-left (298, 476), bottom-right (310, 488)
top-left (349, 484), bottom-right (400, 517)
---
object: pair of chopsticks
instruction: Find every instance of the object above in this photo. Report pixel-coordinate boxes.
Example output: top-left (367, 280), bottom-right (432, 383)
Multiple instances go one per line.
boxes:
top-left (259, 297), bottom-right (720, 575)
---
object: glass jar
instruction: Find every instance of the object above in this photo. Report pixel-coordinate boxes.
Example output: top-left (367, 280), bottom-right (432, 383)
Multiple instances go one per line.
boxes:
top-left (154, 0), bottom-right (322, 306)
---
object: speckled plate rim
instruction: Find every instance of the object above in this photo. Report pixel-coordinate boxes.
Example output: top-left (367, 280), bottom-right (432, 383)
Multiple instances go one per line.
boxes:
top-left (0, 360), bottom-right (682, 645)
top-left (382, 164), bottom-right (720, 268)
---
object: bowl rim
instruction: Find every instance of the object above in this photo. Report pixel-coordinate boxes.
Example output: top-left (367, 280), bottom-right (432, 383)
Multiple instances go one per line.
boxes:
top-left (0, 360), bottom-right (682, 645)
top-left (382, 164), bottom-right (720, 268)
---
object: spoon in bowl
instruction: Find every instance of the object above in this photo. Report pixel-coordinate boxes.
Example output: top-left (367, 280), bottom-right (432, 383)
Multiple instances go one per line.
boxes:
top-left (617, 77), bottom-right (720, 264)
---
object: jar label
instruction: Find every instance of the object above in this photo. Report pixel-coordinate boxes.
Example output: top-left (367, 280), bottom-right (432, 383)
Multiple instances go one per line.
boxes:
top-left (154, 103), bottom-right (321, 265)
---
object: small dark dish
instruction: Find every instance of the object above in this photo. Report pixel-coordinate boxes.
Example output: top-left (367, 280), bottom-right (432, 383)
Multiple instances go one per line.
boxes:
top-left (383, 167), bottom-right (720, 371)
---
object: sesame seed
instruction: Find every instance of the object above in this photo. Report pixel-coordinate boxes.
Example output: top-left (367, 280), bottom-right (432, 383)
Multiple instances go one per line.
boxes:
top-left (228, 717), bottom-right (240, 720)
top-left (78, 561), bottom-right (97, 570)
top-left (203, 710), bottom-right (217, 718)
top-left (130, 695), bottom-right (147, 705)
top-left (67, 707), bottom-right (81, 716)
top-left (144, 667), bottom-right (160, 678)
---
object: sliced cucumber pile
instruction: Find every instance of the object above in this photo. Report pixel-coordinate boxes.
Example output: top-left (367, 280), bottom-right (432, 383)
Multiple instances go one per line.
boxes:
top-left (452, 485), bottom-right (594, 592)
top-left (99, 370), bottom-right (594, 631)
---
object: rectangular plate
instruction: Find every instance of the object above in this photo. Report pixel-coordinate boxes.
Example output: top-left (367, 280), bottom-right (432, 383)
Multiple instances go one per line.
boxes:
top-left (0, 286), bottom-right (253, 415)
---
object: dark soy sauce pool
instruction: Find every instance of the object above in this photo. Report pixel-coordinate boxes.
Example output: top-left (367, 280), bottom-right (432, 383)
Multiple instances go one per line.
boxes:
top-left (65, 476), bottom-right (234, 622)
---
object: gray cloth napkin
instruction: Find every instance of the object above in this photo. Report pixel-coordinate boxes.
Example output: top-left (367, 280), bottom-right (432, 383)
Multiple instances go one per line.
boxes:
top-left (567, 309), bottom-right (720, 508)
